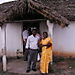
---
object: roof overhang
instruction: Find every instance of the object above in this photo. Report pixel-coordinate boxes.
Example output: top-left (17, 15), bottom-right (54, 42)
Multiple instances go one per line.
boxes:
top-left (4, 19), bottom-right (46, 23)
top-left (28, 0), bottom-right (70, 27)
top-left (0, 22), bottom-right (3, 26)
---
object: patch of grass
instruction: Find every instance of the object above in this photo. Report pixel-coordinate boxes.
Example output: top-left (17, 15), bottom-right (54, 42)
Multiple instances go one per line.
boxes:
top-left (68, 58), bottom-right (75, 61)
top-left (68, 62), bottom-right (75, 69)
top-left (69, 72), bottom-right (75, 75)
top-left (0, 71), bottom-right (4, 74)
top-left (53, 56), bottom-right (66, 63)
top-left (67, 58), bottom-right (75, 69)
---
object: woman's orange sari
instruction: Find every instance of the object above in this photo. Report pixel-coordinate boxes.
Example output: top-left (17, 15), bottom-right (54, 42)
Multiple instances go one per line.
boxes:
top-left (40, 37), bottom-right (52, 73)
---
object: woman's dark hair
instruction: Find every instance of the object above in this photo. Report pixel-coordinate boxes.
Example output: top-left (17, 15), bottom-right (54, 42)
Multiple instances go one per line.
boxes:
top-left (43, 32), bottom-right (48, 37)
top-left (43, 32), bottom-right (48, 34)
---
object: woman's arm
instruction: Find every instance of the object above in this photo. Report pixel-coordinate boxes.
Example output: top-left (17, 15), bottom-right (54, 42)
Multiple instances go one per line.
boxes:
top-left (46, 42), bottom-right (52, 48)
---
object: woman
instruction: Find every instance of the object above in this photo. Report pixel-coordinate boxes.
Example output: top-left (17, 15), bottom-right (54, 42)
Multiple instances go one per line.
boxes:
top-left (40, 32), bottom-right (53, 75)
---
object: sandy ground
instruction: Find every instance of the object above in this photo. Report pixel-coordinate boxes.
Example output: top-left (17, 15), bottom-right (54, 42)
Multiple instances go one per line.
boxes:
top-left (0, 57), bottom-right (75, 75)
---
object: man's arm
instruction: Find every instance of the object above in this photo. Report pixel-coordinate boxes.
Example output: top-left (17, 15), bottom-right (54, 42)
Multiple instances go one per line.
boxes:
top-left (25, 37), bottom-right (30, 49)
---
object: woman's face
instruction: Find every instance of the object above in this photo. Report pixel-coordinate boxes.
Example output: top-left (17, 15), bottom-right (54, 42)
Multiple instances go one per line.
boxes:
top-left (43, 32), bottom-right (48, 38)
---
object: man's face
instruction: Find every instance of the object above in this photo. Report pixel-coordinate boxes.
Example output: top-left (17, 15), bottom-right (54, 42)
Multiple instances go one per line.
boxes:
top-left (32, 30), bottom-right (37, 35)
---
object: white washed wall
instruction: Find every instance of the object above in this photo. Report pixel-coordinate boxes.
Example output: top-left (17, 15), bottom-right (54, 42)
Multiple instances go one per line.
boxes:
top-left (6, 23), bottom-right (23, 57)
top-left (40, 21), bottom-right (75, 57)
top-left (40, 22), bottom-right (48, 37)
top-left (0, 26), bottom-right (5, 56)
top-left (1, 21), bottom-right (75, 57)
top-left (40, 21), bottom-right (53, 37)
top-left (53, 22), bottom-right (75, 57)
top-left (0, 27), bottom-right (2, 56)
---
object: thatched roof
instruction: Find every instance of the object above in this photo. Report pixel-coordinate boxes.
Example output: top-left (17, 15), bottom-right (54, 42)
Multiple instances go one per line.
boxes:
top-left (29, 0), bottom-right (70, 27)
top-left (0, 0), bottom-right (28, 23)
top-left (0, 1), bottom-right (16, 22)
top-left (36, 0), bottom-right (75, 21)
top-left (0, 0), bottom-right (45, 24)
top-left (0, 0), bottom-right (73, 27)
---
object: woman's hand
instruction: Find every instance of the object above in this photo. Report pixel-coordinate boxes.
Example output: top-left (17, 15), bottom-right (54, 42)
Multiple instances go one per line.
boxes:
top-left (46, 43), bottom-right (52, 49)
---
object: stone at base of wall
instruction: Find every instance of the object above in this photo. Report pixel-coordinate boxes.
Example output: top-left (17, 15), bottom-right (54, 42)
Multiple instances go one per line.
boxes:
top-left (0, 62), bottom-right (2, 71)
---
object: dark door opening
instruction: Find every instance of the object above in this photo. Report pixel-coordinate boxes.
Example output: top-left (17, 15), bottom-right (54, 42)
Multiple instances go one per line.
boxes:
top-left (22, 21), bottom-right (40, 54)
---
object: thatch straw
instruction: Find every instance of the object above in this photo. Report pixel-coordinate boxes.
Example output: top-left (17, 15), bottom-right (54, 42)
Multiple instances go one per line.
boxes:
top-left (0, 0), bottom-right (70, 27)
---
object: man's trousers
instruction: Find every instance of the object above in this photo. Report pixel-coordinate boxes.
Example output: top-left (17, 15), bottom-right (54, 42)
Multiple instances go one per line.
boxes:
top-left (27, 49), bottom-right (38, 70)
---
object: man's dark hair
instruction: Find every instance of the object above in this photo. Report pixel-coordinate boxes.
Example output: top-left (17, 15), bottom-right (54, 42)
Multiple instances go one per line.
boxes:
top-left (32, 29), bottom-right (37, 32)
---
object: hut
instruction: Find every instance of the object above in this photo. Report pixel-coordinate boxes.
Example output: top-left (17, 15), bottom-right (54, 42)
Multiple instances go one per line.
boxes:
top-left (0, 0), bottom-right (75, 58)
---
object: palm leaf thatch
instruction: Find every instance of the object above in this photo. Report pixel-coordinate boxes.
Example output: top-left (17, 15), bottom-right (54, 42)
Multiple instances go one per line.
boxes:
top-left (28, 0), bottom-right (69, 27)
top-left (0, 0), bottom-right (70, 27)
top-left (0, 0), bottom-right (28, 23)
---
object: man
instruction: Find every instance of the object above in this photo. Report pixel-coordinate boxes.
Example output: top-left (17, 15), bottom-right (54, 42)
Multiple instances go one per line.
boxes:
top-left (25, 29), bottom-right (40, 72)
top-left (22, 27), bottom-right (29, 61)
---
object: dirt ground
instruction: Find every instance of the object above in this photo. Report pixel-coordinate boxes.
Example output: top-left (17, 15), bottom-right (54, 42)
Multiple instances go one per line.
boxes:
top-left (0, 56), bottom-right (75, 75)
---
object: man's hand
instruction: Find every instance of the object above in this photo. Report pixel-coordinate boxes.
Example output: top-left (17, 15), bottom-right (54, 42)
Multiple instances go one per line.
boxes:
top-left (46, 43), bottom-right (52, 49)
top-left (24, 39), bottom-right (27, 42)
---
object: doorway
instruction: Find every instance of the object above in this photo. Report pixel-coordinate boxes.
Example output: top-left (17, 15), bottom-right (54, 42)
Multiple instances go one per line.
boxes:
top-left (22, 21), bottom-right (40, 54)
